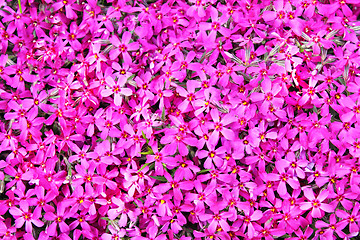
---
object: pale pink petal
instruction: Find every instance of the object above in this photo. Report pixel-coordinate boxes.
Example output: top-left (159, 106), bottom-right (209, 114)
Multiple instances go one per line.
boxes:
top-left (320, 203), bottom-right (334, 213)
top-left (221, 128), bottom-right (234, 140)
top-left (251, 210), bottom-right (263, 221)
top-left (303, 188), bottom-right (315, 200)
top-left (311, 207), bottom-right (322, 218)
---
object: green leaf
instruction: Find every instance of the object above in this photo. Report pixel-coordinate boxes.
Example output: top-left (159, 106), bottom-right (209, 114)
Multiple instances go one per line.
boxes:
top-left (149, 176), bottom-right (167, 182)
top-left (275, 234), bottom-right (291, 238)
top-left (137, 162), bottom-right (153, 173)
top-left (313, 106), bottom-right (318, 114)
top-left (127, 74), bottom-right (136, 81)
top-left (197, 169), bottom-right (212, 174)
top-left (64, 158), bottom-right (73, 179)
top-left (4, 174), bottom-right (11, 181)
top-left (161, 107), bottom-right (166, 122)
top-left (18, 0), bottom-right (22, 13)
top-left (139, 150), bottom-right (151, 155)
top-left (142, 131), bottom-right (149, 144)
top-left (139, 146), bottom-right (154, 155)
top-left (338, 77), bottom-right (346, 86)
top-left (199, 51), bottom-right (207, 63)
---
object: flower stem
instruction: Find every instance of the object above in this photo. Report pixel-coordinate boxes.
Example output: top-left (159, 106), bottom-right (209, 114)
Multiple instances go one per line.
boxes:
top-left (18, 0), bottom-right (22, 13)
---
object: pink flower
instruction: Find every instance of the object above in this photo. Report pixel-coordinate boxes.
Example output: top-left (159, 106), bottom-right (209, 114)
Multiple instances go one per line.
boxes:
top-left (234, 208), bottom-right (263, 239)
top-left (315, 214), bottom-right (347, 239)
top-left (109, 31), bottom-right (139, 63)
top-left (176, 80), bottom-right (201, 113)
top-left (199, 202), bottom-right (233, 233)
top-left (186, 0), bottom-right (207, 18)
top-left (336, 202), bottom-right (360, 233)
top-left (208, 109), bottom-right (235, 146)
top-left (153, 171), bottom-right (194, 201)
top-left (185, 180), bottom-right (217, 211)
top-left (132, 226), bottom-right (166, 240)
top-left (9, 201), bottom-right (44, 233)
top-left (197, 144), bottom-right (226, 170)
top-left (101, 76), bottom-right (132, 106)
top-left (160, 128), bottom-right (198, 156)
top-left (300, 188), bottom-right (334, 219)
top-left (146, 142), bottom-right (173, 175)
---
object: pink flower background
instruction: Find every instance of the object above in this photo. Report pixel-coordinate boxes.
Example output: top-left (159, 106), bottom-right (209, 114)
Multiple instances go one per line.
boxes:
top-left (0, 0), bottom-right (360, 239)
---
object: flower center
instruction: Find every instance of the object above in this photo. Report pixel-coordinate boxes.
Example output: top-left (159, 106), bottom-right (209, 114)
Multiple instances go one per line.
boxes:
top-left (308, 87), bottom-right (315, 96)
top-left (57, 216), bottom-right (63, 222)
top-left (214, 123), bottom-right (223, 131)
top-left (312, 199), bottom-right (320, 208)
top-left (213, 214), bottom-right (221, 220)
top-left (119, 44), bottom-right (127, 52)
top-left (113, 85), bottom-right (120, 93)
top-left (198, 193), bottom-right (205, 200)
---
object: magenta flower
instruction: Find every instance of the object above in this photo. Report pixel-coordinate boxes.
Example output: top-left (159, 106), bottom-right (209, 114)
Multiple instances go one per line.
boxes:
top-left (68, 210), bottom-right (92, 232)
top-left (149, 77), bottom-right (173, 111)
top-left (123, 124), bottom-right (146, 157)
top-left (199, 202), bottom-right (233, 233)
top-left (336, 202), bottom-right (360, 233)
top-left (132, 226), bottom-right (166, 240)
top-left (68, 144), bottom-right (91, 166)
top-left (9, 201), bottom-right (44, 233)
top-left (262, 0), bottom-right (293, 27)
top-left (31, 186), bottom-right (56, 213)
top-left (160, 128), bottom-right (198, 156)
top-left (234, 208), bottom-right (263, 239)
top-left (274, 199), bottom-right (303, 233)
top-left (101, 76), bottom-right (132, 106)
top-left (291, 227), bottom-right (313, 240)
top-left (208, 109), bottom-right (235, 146)
top-left (72, 162), bottom-right (106, 189)
top-left (146, 142), bottom-right (172, 175)
top-left (329, 179), bottom-right (358, 211)
top-left (199, 6), bottom-right (230, 38)
top-left (186, 0), bottom-right (207, 18)
top-left (52, 0), bottom-right (81, 19)
top-left (90, 139), bottom-right (122, 166)
top-left (4, 165), bottom-right (34, 190)
top-left (153, 171), bottom-right (194, 201)
top-left (250, 78), bottom-right (284, 115)
top-left (0, 218), bottom-right (17, 240)
top-left (122, 167), bottom-right (152, 197)
top-left (193, 229), bottom-right (222, 240)
top-left (44, 201), bottom-right (76, 236)
top-left (300, 188), bottom-right (334, 219)
top-left (339, 96), bottom-right (360, 124)
top-left (347, 137), bottom-right (360, 158)
top-left (109, 31), bottom-right (139, 63)
top-left (4, 99), bottom-right (33, 132)
top-left (172, 51), bottom-right (196, 81)
top-left (95, 108), bottom-right (122, 139)
top-left (197, 144), bottom-right (226, 170)
top-left (130, 97), bottom-right (151, 122)
top-left (254, 220), bottom-right (286, 240)
top-left (298, 77), bottom-right (323, 105)
top-left (315, 214), bottom-right (347, 239)
top-left (166, 155), bottom-right (200, 180)
top-left (248, 120), bottom-right (278, 147)
top-left (134, 72), bottom-right (155, 100)
top-left (176, 80), bottom-right (201, 113)
top-left (185, 180), bottom-right (217, 210)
